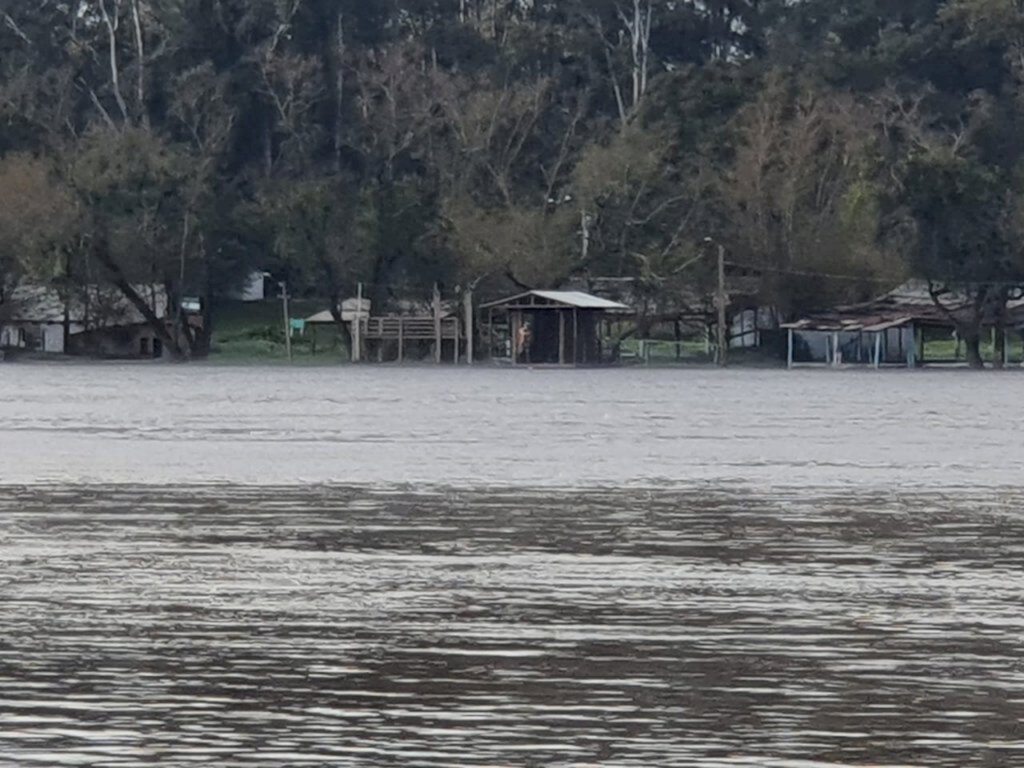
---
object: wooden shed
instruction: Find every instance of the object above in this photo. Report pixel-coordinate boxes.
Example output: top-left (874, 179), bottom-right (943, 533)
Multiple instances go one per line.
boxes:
top-left (480, 290), bottom-right (630, 366)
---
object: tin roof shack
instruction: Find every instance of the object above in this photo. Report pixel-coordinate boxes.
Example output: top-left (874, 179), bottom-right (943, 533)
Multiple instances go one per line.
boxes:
top-left (480, 290), bottom-right (630, 366)
top-left (782, 281), bottom-right (1024, 368)
top-left (0, 284), bottom-right (174, 359)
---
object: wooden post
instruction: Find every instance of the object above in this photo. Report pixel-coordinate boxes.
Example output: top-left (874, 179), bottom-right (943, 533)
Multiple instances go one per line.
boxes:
top-left (832, 332), bottom-right (840, 367)
top-left (572, 308), bottom-right (579, 366)
top-left (452, 318), bottom-right (459, 364)
top-left (873, 332), bottom-right (882, 369)
top-left (511, 311), bottom-right (519, 366)
top-left (397, 317), bottom-right (404, 364)
top-left (787, 328), bottom-right (794, 369)
top-left (464, 289), bottom-right (474, 366)
top-left (352, 282), bottom-right (362, 363)
top-left (716, 243), bottom-right (728, 367)
top-left (281, 281), bottom-right (292, 363)
top-left (487, 308), bottom-right (494, 361)
top-left (558, 311), bottom-right (566, 365)
top-left (432, 283), bottom-right (442, 365)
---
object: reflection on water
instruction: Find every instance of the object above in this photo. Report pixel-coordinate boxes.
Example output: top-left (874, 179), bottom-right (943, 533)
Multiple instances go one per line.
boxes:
top-left (2, 485), bottom-right (1023, 767)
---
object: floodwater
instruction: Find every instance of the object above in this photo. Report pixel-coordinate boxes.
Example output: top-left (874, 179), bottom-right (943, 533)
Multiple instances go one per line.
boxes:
top-left (2, 366), bottom-right (1024, 766)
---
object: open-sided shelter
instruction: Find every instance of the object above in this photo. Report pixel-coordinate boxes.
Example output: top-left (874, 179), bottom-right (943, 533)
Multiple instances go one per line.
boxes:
top-left (480, 290), bottom-right (630, 366)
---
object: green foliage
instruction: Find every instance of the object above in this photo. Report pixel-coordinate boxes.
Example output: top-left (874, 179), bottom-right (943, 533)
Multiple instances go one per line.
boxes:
top-left (2, 0), bottom-right (1024, 360)
top-left (904, 150), bottom-right (1015, 284)
top-left (0, 154), bottom-right (79, 286)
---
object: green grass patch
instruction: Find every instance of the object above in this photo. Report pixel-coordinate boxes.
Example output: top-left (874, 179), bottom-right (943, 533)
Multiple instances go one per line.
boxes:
top-left (209, 299), bottom-right (347, 363)
top-left (923, 334), bottom-right (1023, 364)
top-left (619, 338), bottom-right (712, 365)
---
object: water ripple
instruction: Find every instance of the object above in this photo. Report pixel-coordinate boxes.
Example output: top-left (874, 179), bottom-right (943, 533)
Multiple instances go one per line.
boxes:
top-left (1, 485), bottom-right (1022, 766)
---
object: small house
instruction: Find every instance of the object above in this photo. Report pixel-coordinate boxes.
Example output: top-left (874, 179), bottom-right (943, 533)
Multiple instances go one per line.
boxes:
top-left (0, 283), bottom-right (173, 358)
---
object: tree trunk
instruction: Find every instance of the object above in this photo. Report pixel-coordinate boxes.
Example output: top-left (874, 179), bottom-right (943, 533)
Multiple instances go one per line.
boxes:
top-left (328, 289), bottom-right (351, 356)
top-left (994, 326), bottom-right (1006, 369)
top-left (963, 329), bottom-right (984, 369)
top-left (93, 236), bottom-right (183, 359)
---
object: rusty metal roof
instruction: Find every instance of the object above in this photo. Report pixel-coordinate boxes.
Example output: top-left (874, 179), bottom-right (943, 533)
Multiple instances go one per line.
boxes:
top-left (781, 280), bottom-right (1024, 332)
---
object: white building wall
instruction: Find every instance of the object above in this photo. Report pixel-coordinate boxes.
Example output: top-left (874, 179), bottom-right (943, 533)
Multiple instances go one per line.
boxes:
top-left (42, 325), bottom-right (65, 353)
top-left (230, 271), bottom-right (267, 302)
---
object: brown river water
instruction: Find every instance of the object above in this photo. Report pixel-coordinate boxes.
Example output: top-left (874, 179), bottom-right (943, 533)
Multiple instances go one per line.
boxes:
top-left (1, 365), bottom-right (1023, 766)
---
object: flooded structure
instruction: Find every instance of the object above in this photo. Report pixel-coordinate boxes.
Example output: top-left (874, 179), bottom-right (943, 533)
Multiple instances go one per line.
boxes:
top-left (480, 290), bottom-right (630, 366)
top-left (0, 283), bottom-right (180, 358)
top-left (784, 281), bottom-right (1024, 368)
top-left (306, 291), bottom-right (464, 363)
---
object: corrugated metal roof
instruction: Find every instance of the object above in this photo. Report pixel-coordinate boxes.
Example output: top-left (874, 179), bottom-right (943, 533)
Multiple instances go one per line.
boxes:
top-left (782, 316), bottom-right (915, 332)
top-left (861, 317), bottom-right (914, 333)
top-left (531, 290), bottom-right (629, 309)
top-left (481, 290), bottom-right (630, 310)
top-left (3, 283), bottom-right (168, 326)
top-left (305, 310), bottom-right (337, 323)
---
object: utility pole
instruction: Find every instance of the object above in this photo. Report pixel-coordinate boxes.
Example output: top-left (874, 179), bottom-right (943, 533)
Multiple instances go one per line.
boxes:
top-left (353, 281), bottom-right (363, 363)
top-left (279, 280), bottom-right (292, 363)
top-left (432, 283), bottom-right (442, 365)
top-left (463, 288), bottom-right (474, 365)
top-left (716, 243), bottom-right (728, 367)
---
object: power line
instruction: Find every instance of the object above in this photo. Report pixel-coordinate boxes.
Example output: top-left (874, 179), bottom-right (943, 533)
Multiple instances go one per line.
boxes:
top-left (725, 260), bottom-right (1024, 287)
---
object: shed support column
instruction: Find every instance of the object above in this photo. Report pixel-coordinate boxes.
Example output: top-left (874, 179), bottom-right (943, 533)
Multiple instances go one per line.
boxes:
top-left (873, 332), bottom-right (882, 369)
top-left (787, 328), bottom-right (794, 369)
top-left (832, 332), bottom-right (841, 368)
top-left (511, 312), bottom-right (519, 366)
top-left (573, 308), bottom-right (579, 366)
top-left (558, 311), bottom-right (566, 366)
top-left (397, 318), bottom-right (404, 364)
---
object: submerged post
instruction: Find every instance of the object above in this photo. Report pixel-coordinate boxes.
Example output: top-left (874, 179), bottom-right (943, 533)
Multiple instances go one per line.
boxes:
top-left (832, 332), bottom-right (841, 368)
top-left (280, 281), bottom-right (292, 363)
top-left (787, 328), bottom-right (794, 369)
top-left (432, 283), bottom-right (442, 364)
top-left (873, 332), bottom-right (882, 369)
top-left (716, 243), bottom-right (728, 367)
top-left (352, 282), bottom-right (363, 363)
top-left (464, 289), bottom-right (474, 365)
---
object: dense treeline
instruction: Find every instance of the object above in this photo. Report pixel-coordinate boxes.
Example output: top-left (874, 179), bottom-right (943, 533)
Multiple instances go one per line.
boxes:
top-left (1, 0), bottom-right (1023, 363)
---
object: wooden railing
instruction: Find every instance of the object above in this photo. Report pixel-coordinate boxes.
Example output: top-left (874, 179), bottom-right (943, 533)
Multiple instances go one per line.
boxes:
top-left (359, 316), bottom-right (459, 340)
